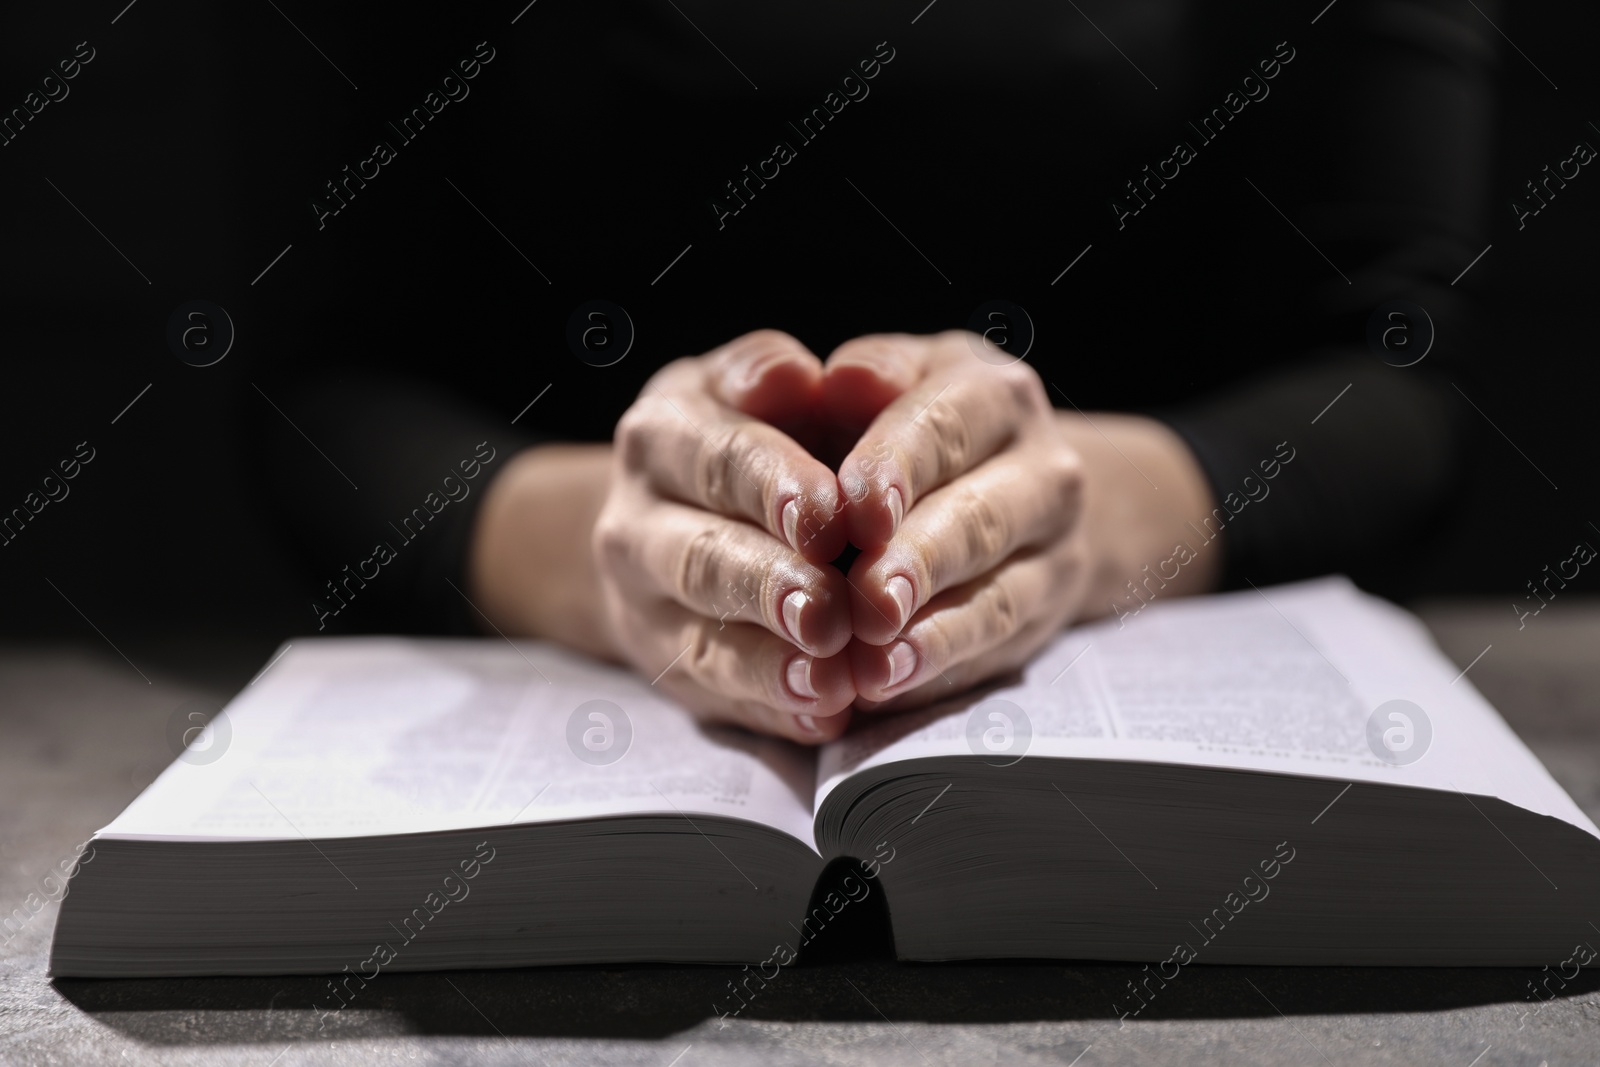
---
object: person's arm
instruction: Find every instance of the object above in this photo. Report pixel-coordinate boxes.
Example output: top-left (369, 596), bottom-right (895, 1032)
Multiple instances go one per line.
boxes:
top-left (243, 375), bottom-right (535, 638)
top-left (1053, 410), bottom-right (1220, 620)
top-left (466, 443), bottom-right (618, 662)
top-left (1155, 0), bottom-right (1496, 588)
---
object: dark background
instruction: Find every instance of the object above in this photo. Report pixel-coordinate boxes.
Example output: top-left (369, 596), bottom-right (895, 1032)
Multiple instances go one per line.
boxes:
top-left (0, 0), bottom-right (1595, 664)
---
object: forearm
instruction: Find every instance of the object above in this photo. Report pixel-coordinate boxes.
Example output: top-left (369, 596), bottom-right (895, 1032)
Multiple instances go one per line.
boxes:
top-left (1057, 411), bottom-right (1221, 621)
top-left (467, 443), bottom-right (620, 661)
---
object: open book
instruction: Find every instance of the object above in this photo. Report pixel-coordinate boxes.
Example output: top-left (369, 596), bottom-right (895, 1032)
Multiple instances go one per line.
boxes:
top-left (50, 577), bottom-right (1600, 977)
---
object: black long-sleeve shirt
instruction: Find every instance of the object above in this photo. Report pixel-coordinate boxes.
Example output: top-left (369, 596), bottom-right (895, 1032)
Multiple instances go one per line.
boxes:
top-left (243, 0), bottom-right (1496, 634)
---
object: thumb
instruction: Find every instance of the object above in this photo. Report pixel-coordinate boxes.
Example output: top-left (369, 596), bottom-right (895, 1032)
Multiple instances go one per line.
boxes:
top-left (820, 333), bottom-right (926, 433)
top-left (709, 330), bottom-right (825, 424)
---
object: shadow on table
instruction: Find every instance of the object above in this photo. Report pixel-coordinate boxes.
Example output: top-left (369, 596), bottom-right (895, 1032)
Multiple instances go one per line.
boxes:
top-left (51, 870), bottom-right (1600, 1045)
top-left (54, 962), bottom-right (1600, 1045)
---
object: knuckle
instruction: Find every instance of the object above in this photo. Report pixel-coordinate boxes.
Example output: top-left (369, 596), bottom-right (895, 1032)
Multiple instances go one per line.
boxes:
top-left (958, 487), bottom-right (1012, 566)
top-left (997, 360), bottom-right (1048, 414)
top-left (919, 397), bottom-right (973, 482)
top-left (676, 525), bottom-right (725, 602)
top-left (613, 406), bottom-right (654, 470)
top-left (682, 621), bottom-right (719, 683)
top-left (722, 568), bottom-right (767, 630)
top-left (982, 577), bottom-right (1023, 645)
top-left (1048, 449), bottom-right (1086, 524)
top-left (655, 355), bottom-right (702, 382)
top-left (927, 330), bottom-right (972, 366)
top-left (694, 425), bottom-right (743, 513)
top-left (593, 513), bottom-right (632, 574)
top-left (641, 357), bottom-right (697, 399)
top-left (910, 579), bottom-right (1023, 670)
top-left (985, 356), bottom-right (1049, 412)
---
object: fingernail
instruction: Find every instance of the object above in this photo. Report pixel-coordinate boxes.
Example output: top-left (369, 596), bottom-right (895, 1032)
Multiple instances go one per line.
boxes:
top-left (782, 590), bottom-right (808, 645)
top-left (886, 575), bottom-right (914, 630)
top-left (786, 655), bottom-right (818, 700)
top-left (886, 640), bottom-right (917, 688)
top-left (782, 499), bottom-right (801, 550)
top-left (886, 486), bottom-right (903, 534)
top-left (796, 713), bottom-right (820, 735)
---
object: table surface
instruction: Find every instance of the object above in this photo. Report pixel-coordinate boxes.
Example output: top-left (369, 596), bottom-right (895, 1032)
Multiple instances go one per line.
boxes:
top-left (4, 602), bottom-right (1599, 1067)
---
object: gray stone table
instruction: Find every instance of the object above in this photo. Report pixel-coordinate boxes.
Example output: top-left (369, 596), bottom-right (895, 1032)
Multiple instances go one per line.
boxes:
top-left (3, 601), bottom-right (1599, 1066)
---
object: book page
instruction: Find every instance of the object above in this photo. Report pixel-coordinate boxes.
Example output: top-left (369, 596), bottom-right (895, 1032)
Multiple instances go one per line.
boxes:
top-left (818, 577), bottom-right (1598, 837)
top-left (100, 638), bottom-right (820, 849)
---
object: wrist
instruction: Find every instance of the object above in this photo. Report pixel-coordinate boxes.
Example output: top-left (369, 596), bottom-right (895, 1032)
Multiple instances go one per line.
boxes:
top-left (1054, 410), bottom-right (1222, 621)
top-left (467, 443), bottom-right (621, 661)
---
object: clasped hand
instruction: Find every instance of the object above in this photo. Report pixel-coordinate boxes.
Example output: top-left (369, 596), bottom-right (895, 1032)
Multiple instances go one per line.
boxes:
top-left (593, 330), bottom-right (1093, 744)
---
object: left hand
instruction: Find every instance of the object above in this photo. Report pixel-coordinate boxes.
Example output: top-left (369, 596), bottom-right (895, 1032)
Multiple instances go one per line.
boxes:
top-left (820, 331), bottom-right (1093, 709)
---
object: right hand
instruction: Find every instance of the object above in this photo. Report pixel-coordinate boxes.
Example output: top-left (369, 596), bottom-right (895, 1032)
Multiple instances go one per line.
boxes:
top-left (593, 331), bottom-right (858, 743)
